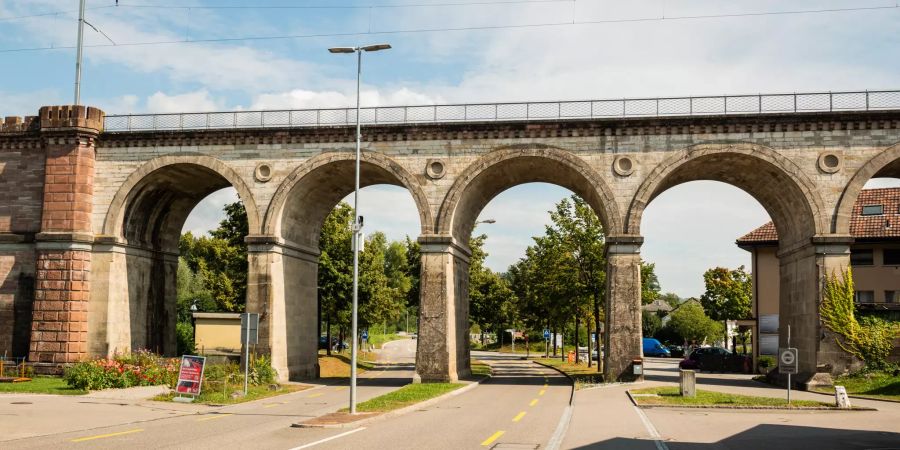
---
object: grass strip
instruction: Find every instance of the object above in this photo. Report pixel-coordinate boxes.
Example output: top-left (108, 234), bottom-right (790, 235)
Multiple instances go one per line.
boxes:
top-left (471, 360), bottom-right (492, 377)
top-left (535, 358), bottom-right (603, 389)
top-left (153, 383), bottom-right (305, 405)
top-left (318, 352), bottom-right (377, 378)
top-left (630, 386), bottom-right (831, 407)
top-left (347, 382), bottom-right (464, 413)
top-left (0, 376), bottom-right (87, 395)
top-left (810, 371), bottom-right (900, 402)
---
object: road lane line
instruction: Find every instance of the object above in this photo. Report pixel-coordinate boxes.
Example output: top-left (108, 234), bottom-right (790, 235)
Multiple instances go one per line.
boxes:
top-left (71, 429), bottom-right (144, 442)
top-left (539, 389), bottom-right (546, 396)
top-left (512, 411), bottom-right (527, 422)
top-left (197, 413), bottom-right (234, 422)
top-left (633, 406), bottom-right (669, 450)
top-left (288, 427), bottom-right (366, 450)
top-left (307, 392), bottom-right (325, 398)
top-left (529, 399), bottom-right (539, 407)
top-left (481, 431), bottom-right (505, 446)
top-left (334, 386), bottom-right (348, 391)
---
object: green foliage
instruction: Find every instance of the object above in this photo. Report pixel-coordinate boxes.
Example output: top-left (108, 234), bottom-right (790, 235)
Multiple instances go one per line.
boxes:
top-left (249, 354), bottom-right (276, 386)
top-left (640, 262), bottom-right (661, 305)
top-left (64, 351), bottom-right (179, 391)
top-left (664, 301), bottom-right (723, 344)
top-left (820, 269), bottom-right (900, 369)
top-left (469, 234), bottom-right (518, 336)
top-left (176, 321), bottom-right (196, 355)
top-left (757, 355), bottom-right (775, 368)
top-left (179, 201), bottom-right (249, 313)
top-left (700, 266), bottom-right (752, 321)
top-left (659, 292), bottom-right (683, 308)
top-left (642, 312), bottom-right (662, 337)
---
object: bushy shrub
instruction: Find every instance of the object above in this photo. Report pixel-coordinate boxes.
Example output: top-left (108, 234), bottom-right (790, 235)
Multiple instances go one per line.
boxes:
top-left (757, 355), bottom-right (775, 368)
top-left (249, 355), bottom-right (276, 385)
top-left (64, 350), bottom-right (179, 391)
top-left (176, 322), bottom-right (196, 355)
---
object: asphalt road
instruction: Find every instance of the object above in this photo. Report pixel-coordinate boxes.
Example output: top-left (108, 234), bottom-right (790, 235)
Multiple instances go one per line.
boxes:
top-left (3, 339), bottom-right (419, 450)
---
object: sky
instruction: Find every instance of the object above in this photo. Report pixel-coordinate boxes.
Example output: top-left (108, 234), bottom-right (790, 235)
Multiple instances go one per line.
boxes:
top-left (2, 0), bottom-right (899, 297)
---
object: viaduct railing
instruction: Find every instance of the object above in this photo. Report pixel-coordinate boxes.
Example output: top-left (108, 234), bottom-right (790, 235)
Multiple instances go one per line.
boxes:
top-left (103, 90), bottom-right (900, 132)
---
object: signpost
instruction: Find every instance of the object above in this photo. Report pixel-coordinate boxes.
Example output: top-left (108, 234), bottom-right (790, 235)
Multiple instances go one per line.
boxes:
top-left (778, 325), bottom-right (798, 404)
top-left (174, 355), bottom-right (206, 402)
top-left (241, 313), bottom-right (259, 395)
top-left (543, 329), bottom-right (550, 358)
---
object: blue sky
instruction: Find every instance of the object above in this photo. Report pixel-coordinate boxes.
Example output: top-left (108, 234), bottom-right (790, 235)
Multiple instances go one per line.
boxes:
top-left (2, 0), bottom-right (899, 296)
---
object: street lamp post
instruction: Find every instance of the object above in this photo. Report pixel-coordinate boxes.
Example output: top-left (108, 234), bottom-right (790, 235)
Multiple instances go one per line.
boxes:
top-left (328, 43), bottom-right (391, 415)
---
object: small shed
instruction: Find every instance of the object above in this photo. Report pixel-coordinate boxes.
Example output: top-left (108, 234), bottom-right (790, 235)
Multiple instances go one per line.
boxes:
top-left (192, 312), bottom-right (242, 354)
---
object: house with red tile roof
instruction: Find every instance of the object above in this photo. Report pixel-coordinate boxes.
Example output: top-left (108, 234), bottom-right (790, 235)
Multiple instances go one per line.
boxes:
top-left (737, 188), bottom-right (900, 363)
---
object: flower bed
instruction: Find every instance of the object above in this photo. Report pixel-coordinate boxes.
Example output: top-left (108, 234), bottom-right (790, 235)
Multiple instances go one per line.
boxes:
top-left (64, 350), bottom-right (179, 391)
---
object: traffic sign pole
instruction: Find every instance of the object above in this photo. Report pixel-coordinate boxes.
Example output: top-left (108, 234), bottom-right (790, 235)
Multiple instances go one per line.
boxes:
top-left (787, 325), bottom-right (791, 405)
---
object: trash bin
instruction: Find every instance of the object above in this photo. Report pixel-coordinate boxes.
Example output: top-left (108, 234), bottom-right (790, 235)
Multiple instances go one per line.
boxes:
top-left (632, 358), bottom-right (643, 376)
top-left (567, 351), bottom-right (576, 363)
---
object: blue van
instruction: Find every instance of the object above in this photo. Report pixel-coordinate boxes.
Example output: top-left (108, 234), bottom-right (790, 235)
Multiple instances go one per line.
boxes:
top-left (643, 338), bottom-right (671, 357)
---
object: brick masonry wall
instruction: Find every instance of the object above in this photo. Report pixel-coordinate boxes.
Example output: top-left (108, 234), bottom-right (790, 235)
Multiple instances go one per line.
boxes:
top-left (0, 249), bottom-right (35, 358)
top-left (30, 249), bottom-right (90, 363)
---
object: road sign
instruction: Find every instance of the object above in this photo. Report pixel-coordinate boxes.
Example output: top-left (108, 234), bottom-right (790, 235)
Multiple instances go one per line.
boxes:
top-left (778, 347), bottom-right (798, 374)
top-left (361, 330), bottom-right (368, 340)
top-left (543, 329), bottom-right (550, 339)
top-left (241, 313), bottom-right (259, 345)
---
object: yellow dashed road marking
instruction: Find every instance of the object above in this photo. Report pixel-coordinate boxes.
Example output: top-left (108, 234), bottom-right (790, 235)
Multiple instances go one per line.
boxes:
top-left (334, 386), bottom-right (348, 391)
top-left (512, 411), bottom-right (527, 422)
top-left (529, 399), bottom-right (539, 407)
top-left (197, 414), bottom-right (233, 422)
top-left (71, 429), bottom-right (144, 442)
top-left (307, 392), bottom-right (325, 398)
top-left (539, 389), bottom-right (546, 396)
top-left (481, 431), bottom-right (505, 446)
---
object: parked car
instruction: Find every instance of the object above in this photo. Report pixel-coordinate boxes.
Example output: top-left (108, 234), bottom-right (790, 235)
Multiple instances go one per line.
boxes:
top-left (642, 338), bottom-right (671, 357)
top-left (679, 346), bottom-right (751, 372)
top-left (667, 345), bottom-right (685, 358)
top-left (319, 337), bottom-right (349, 351)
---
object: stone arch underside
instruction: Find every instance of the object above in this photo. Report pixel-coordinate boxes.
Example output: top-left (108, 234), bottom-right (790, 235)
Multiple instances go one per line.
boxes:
top-left (627, 143), bottom-right (826, 249)
top-left (255, 151), bottom-right (430, 381)
top-left (438, 147), bottom-right (623, 245)
top-left (91, 156), bottom-right (259, 358)
top-left (834, 141), bottom-right (900, 234)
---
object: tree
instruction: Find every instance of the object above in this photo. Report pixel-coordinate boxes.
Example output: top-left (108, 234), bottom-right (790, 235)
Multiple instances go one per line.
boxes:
top-left (642, 312), bottom-right (662, 338)
top-left (658, 292), bottom-right (683, 308)
top-left (359, 232), bottom-right (405, 329)
top-left (665, 301), bottom-right (723, 345)
top-left (640, 262), bottom-right (661, 305)
top-left (469, 234), bottom-right (517, 342)
top-left (317, 203), bottom-right (354, 353)
top-left (700, 266), bottom-right (752, 321)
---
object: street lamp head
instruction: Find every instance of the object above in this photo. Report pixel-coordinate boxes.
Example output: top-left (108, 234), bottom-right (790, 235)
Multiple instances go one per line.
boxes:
top-left (328, 47), bottom-right (357, 54)
top-left (361, 43), bottom-right (391, 52)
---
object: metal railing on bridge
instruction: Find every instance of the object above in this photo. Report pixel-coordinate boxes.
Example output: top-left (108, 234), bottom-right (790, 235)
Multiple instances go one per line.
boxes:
top-left (103, 90), bottom-right (900, 132)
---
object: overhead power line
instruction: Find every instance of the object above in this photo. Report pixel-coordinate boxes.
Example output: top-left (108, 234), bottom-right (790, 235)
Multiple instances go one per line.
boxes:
top-left (116, 0), bottom-right (575, 10)
top-left (0, 3), bottom-right (897, 53)
top-left (0, 5), bottom-right (116, 22)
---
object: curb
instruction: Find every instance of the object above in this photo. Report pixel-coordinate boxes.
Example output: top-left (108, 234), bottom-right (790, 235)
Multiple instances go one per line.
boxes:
top-left (532, 360), bottom-right (577, 450)
top-left (293, 374), bottom-right (492, 429)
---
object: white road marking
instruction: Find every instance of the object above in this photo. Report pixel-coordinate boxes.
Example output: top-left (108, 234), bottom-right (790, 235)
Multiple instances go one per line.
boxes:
top-left (288, 427), bottom-right (366, 450)
top-left (633, 406), bottom-right (669, 450)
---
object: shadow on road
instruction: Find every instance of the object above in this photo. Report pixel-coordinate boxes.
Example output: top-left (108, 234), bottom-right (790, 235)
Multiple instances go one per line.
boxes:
top-left (569, 424), bottom-right (900, 450)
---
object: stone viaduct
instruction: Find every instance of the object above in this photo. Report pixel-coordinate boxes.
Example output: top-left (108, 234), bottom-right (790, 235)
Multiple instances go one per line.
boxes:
top-left (1, 99), bottom-right (899, 385)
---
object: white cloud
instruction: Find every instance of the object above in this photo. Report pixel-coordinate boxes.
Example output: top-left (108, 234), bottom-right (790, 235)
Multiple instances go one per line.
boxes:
top-left (182, 188), bottom-right (239, 236)
top-left (146, 90), bottom-right (225, 113)
top-left (251, 87), bottom-right (442, 110)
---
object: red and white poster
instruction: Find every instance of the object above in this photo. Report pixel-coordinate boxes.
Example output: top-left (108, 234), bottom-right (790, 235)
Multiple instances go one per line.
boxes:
top-left (175, 355), bottom-right (206, 396)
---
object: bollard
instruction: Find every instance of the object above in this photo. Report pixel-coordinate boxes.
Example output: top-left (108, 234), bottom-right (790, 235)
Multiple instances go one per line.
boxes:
top-left (834, 386), bottom-right (851, 409)
top-left (679, 369), bottom-right (696, 398)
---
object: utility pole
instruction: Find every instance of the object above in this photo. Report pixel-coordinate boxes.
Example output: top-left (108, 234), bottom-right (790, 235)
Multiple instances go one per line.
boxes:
top-left (74, 0), bottom-right (87, 104)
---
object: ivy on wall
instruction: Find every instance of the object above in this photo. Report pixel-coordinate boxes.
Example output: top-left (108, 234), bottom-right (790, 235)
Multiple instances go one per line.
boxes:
top-left (820, 268), bottom-right (899, 369)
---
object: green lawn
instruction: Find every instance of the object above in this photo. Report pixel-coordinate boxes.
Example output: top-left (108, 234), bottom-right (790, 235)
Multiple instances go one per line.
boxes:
top-left (535, 358), bottom-right (603, 388)
top-left (812, 371), bottom-right (900, 402)
top-left (0, 376), bottom-right (86, 395)
top-left (630, 386), bottom-right (831, 408)
top-left (366, 333), bottom-right (409, 349)
top-left (153, 383), bottom-right (305, 405)
top-left (347, 382), bottom-right (464, 412)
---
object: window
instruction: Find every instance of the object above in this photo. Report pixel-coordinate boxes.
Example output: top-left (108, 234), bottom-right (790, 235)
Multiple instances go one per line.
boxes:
top-left (854, 291), bottom-right (875, 303)
top-left (861, 205), bottom-right (884, 216)
top-left (850, 249), bottom-right (874, 266)
top-left (886, 291), bottom-right (898, 304)
top-left (884, 249), bottom-right (900, 266)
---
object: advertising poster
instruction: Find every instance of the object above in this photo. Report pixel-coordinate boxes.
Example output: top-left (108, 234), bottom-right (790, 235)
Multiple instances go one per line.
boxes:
top-left (175, 355), bottom-right (206, 396)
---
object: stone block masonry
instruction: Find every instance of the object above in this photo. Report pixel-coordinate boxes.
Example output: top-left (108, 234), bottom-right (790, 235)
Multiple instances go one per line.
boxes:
top-left (30, 249), bottom-right (91, 363)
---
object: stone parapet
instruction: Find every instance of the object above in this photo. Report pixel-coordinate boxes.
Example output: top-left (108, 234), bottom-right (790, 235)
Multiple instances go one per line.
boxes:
top-left (39, 105), bottom-right (104, 132)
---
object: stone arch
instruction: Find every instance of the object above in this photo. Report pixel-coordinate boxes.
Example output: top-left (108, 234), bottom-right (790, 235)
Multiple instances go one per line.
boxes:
top-left (91, 154), bottom-right (259, 357)
top-left (834, 141), bottom-right (900, 234)
top-left (627, 142), bottom-right (826, 248)
top-left (102, 154), bottom-right (261, 247)
top-left (264, 150), bottom-right (432, 247)
top-left (436, 146), bottom-right (623, 244)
